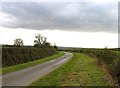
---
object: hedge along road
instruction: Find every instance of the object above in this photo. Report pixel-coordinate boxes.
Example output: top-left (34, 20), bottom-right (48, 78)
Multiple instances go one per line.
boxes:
top-left (2, 52), bottom-right (73, 86)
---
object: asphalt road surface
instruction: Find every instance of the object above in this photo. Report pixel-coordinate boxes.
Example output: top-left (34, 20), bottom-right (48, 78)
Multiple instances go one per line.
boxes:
top-left (2, 52), bottom-right (73, 86)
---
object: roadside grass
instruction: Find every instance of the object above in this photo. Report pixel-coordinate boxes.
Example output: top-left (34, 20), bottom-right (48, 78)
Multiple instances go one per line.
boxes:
top-left (2, 51), bottom-right (64, 75)
top-left (0, 69), bottom-right (1, 74)
top-left (29, 52), bottom-right (114, 86)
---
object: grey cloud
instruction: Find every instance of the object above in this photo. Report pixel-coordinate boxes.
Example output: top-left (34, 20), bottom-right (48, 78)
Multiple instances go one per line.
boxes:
top-left (1, 2), bottom-right (118, 33)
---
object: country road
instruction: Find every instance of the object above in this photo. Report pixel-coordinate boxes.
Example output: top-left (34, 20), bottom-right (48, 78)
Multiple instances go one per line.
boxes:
top-left (2, 52), bottom-right (73, 86)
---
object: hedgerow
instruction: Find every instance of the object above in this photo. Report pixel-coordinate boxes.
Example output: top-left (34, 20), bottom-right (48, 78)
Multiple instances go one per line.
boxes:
top-left (2, 47), bottom-right (57, 67)
top-left (79, 49), bottom-right (119, 85)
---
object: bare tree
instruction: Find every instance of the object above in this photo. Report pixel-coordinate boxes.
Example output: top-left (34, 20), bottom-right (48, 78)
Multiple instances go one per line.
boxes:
top-left (14, 38), bottom-right (23, 46)
top-left (34, 34), bottom-right (47, 47)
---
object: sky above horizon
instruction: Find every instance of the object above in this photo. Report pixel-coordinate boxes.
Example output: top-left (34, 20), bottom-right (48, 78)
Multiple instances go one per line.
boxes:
top-left (0, 0), bottom-right (118, 48)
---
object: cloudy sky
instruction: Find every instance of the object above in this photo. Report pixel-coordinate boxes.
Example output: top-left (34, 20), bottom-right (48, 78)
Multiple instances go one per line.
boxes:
top-left (0, 0), bottom-right (118, 48)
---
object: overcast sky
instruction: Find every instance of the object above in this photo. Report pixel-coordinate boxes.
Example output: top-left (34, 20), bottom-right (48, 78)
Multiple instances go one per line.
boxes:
top-left (0, 0), bottom-right (118, 48)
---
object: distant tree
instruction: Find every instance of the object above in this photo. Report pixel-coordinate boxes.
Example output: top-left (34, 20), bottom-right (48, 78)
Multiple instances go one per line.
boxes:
top-left (34, 34), bottom-right (48, 47)
top-left (14, 38), bottom-right (23, 46)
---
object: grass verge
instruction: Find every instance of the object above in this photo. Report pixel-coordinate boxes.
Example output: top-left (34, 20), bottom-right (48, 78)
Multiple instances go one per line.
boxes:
top-left (29, 52), bottom-right (114, 86)
top-left (2, 52), bottom-right (64, 75)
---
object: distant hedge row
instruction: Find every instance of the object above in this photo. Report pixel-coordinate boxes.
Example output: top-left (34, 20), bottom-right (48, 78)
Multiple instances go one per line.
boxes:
top-left (2, 47), bottom-right (57, 67)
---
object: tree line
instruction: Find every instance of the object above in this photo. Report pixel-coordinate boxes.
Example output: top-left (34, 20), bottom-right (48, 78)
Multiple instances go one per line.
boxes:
top-left (14, 33), bottom-right (57, 49)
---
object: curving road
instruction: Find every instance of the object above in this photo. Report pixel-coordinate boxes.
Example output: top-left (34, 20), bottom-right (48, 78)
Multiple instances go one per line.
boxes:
top-left (2, 52), bottom-right (73, 86)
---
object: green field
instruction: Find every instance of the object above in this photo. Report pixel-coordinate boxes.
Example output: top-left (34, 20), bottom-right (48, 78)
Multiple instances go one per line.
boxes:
top-left (2, 52), bottom-right (64, 75)
top-left (29, 53), bottom-right (114, 86)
